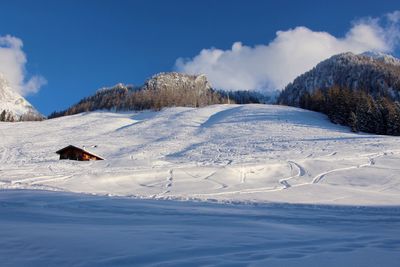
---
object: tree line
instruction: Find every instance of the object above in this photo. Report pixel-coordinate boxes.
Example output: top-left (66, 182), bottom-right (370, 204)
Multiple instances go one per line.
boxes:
top-left (0, 110), bottom-right (43, 122)
top-left (49, 85), bottom-right (231, 119)
top-left (299, 86), bottom-right (400, 135)
top-left (218, 90), bottom-right (271, 104)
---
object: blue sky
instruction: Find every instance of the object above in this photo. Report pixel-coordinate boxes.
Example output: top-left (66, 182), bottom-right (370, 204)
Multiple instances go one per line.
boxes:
top-left (1, 0), bottom-right (400, 115)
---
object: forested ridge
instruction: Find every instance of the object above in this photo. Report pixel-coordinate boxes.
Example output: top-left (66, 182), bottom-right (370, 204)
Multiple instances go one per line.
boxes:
top-left (279, 52), bottom-right (400, 135)
top-left (49, 73), bottom-right (267, 119)
top-left (299, 86), bottom-right (400, 135)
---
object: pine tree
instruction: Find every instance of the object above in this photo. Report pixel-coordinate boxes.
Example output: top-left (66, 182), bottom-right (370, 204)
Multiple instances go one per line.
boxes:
top-left (385, 100), bottom-right (400, 135)
top-left (349, 111), bottom-right (358, 132)
top-left (0, 110), bottom-right (6, 122)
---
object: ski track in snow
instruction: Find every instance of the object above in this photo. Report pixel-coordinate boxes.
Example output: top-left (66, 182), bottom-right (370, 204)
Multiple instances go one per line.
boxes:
top-left (311, 153), bottom-right (384, 184)
top-left (279, 161), bottom-right (305, 189)
top-left (1, 104), bottom-right (400, 205)
top-left (160, 169), bottom-right (174, 195)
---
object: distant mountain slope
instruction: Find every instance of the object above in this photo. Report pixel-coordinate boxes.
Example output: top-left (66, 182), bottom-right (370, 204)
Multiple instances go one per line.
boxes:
top-left (49, 72), bottom-right (230, 118)
top-left (278, 52), bottom-right (400, 135)
top-left (279, 52), bottom-right (400, 106)
top-left (0, 73), bottom-right (43, 122)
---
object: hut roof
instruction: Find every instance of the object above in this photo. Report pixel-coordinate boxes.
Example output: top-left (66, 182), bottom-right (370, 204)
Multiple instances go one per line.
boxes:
top-left (56, 145), bottom-right (105, 160)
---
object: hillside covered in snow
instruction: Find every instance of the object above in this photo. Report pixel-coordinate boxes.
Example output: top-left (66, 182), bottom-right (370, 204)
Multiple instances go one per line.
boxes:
top-left (1, 104), bottom-right (400, 205)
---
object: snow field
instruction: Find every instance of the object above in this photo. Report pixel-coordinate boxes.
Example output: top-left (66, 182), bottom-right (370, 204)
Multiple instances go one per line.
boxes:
top-left (1, 104), bottom-right (400, 205)
top-left (0, 190), bottom-right (399, 267)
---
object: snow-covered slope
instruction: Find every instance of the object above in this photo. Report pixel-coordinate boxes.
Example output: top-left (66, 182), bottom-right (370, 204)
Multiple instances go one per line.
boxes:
top-left (0, 73), bottom-right (43, 121)
top-left (1, 104), bottom-right (400, 205)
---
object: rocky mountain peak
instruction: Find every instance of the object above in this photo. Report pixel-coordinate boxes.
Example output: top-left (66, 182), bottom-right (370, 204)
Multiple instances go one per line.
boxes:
top-left (144, 72), bottom-right (211, 92)
top-left (0, 73), bottom-right (43, 121)
top-left (95, 83), bottom-right (134, 94)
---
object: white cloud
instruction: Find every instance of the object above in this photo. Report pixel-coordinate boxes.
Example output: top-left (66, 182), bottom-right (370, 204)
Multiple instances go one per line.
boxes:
top-left (0, 35), bottom-right (46, 96)
top-left (176, 11), bottom-right (400, 94)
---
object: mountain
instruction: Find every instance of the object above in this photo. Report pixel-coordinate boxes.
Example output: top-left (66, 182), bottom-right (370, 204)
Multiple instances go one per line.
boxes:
top-left (278, 52), bottom-right (400, 135)
top-left (360, 51), bottom-right (400, 66)
top-left (218, 90), bottom-right (272, 104)
top-left (49, 72), bottom-right (230, 118)
top-left (278, 52), bottom-right (400, 106)
top-left (0, 73), bottom-right (43, 122)
top-left (143, 72), bottom-right (211, 92)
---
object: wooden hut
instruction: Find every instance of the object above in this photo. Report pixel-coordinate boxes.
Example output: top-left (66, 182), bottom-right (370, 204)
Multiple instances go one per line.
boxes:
top-left (56, 145), bottom-right (104, 161)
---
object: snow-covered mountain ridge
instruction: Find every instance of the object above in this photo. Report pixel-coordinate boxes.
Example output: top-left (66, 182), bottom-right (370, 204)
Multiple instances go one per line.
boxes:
top-left (143, 72), bottom-right (211, 92)
top-left (0, 73), bottom-right (43, 121)
top-left (277, 52), bottom-right (400, 135)
top-left (361, 51), bottom-right (400, 66)
top-left (1, 104), bottom-right (400, 205)
top-left (279, 51), bottom-right (400, 106)
top-left (49, 72), bottom-right (230, 118)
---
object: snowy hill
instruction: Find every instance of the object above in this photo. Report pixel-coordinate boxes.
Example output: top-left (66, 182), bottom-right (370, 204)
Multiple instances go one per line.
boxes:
top-left (0, 73), bottom-right (43, 121)
top-left (1, 104), bottom-right (400, 205)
